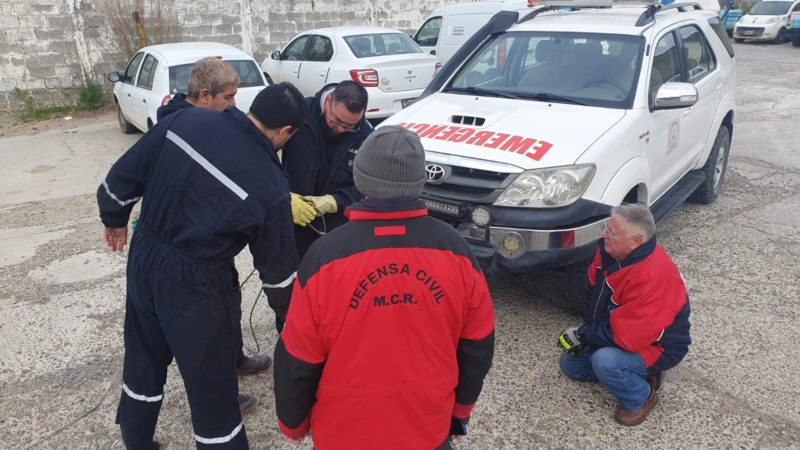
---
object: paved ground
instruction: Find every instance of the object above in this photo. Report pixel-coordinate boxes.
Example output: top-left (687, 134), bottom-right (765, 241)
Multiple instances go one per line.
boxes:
top-left (1, 42), bottom-right (799, 449)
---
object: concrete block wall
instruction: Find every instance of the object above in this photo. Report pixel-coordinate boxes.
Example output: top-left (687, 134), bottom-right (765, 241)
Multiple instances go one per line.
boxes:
top-left (0, 0), bottom-right (454, 112)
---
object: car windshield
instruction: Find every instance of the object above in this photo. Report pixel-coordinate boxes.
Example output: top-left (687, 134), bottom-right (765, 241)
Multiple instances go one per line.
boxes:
top-left (748, 1), bottom-right (792, 15)
top-left (168, 59), bottom-right (264, 94)
top-left (344, 33), bottom-right (423, 58)
top-left (444, 32), bottom-right (644, 110)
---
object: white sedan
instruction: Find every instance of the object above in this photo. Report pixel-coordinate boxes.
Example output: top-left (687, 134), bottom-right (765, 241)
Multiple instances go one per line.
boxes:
top-left (107, 42), bottom-right (267, 134)
top-left (261, 27), bottom-right (441, 119)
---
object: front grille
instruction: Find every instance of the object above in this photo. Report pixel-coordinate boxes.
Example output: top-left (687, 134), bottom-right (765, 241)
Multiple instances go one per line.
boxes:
top-left (736, 27), bottom-right (764, 36)
top-left (424, 165), bottom-right (514, 204)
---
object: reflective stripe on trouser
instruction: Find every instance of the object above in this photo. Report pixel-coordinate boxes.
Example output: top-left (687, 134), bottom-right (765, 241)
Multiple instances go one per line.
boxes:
top-left (117, 231), bottom-right (248, 449)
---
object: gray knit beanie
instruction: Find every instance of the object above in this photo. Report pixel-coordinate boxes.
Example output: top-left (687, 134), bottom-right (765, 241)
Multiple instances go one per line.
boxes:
top-left (353, 125), bottom-right (426, 198)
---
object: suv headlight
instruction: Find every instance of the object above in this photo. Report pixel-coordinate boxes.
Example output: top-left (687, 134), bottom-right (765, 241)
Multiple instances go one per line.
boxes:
top-left (494, 164), bottom-right (595, 208)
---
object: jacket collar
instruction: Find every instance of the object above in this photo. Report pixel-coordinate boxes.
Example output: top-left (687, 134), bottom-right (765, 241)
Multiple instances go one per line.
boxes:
top-left (223, 108), bottom-right (281, 165)
top-left (345, 197), bottom-right (428, 221)
top-left (600, 234), bottom-right (658, 275)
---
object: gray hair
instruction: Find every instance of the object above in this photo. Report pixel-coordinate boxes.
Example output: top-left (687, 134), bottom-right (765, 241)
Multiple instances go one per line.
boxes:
top-left (611, 203), bottom-right (656, 240)
top-left (187, 57), bottom-right (239, 99)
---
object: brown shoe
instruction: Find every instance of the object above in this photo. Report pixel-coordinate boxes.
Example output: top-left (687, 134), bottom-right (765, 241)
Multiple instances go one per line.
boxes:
top-left (614, 386), bottom-right (658, 426)
top-left (647, 372), bottom-right (663, 392)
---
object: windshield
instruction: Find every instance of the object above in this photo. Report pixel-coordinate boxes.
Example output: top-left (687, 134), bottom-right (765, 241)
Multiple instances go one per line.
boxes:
top-left (748, 1), bottom-right (791, 15)
top-left (168, 59), bottom-right (264, 94)
top-left (344, 33), bottom-right (424, 58)
top-left (444, 32), bottom-right (644, 109)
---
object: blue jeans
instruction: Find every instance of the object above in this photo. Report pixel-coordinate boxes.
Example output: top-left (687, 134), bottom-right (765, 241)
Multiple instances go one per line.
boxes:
top-left (560, 346), bottom-right (651, 411)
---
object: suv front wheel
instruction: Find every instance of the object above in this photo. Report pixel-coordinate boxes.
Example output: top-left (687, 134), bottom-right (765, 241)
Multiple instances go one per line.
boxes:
top-left (689, 125), bottom-right (731, 204)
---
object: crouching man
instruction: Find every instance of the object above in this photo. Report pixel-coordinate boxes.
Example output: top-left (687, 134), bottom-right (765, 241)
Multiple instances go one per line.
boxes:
top-left (558, 203), bottom-right (691, 426)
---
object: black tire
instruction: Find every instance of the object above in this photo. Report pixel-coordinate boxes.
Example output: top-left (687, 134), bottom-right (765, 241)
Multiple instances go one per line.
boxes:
top-left (689, 125), bottom-right (731, 204)
top-left (792, 37), bottom-right (800, 47)
top-left (734, 38), bottom-right (745, 43)
top-left (775, 28), bottom-right (788, 44)
top-left (117, 101), bottom-right (138, 134)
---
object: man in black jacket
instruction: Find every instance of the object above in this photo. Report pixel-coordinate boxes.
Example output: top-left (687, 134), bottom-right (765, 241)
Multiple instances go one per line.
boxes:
top-left (98, 83), bottom-right (305, 449)
top-left (156, 57), bottom-right (239, 121)
top-left (268, 81), bottom-right (373, 332)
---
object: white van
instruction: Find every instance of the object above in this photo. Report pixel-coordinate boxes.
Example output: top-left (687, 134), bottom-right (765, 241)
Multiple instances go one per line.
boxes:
top-left (413, 0), bottom-right (531, 65)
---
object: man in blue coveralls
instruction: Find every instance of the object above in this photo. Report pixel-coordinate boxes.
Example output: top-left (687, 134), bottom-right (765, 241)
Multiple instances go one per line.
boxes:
top-left (98, 82), bottom-right (305, 449)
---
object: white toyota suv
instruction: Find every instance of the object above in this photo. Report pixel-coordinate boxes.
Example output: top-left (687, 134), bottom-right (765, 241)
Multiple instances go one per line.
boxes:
top-left (381, 0), bottom-right (735, 299)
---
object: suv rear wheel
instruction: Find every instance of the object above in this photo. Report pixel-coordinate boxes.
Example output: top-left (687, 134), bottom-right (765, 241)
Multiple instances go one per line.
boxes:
top-left (117, 101), bottom-right (137, 134)
top-left (689, 125), bottom-right (731, 204)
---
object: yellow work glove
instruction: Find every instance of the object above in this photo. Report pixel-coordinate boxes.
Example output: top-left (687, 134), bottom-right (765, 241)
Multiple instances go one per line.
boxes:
top-left (291, 193), bottom-right (317, 226)
top-left (303, 194), bottom-right (338, 215)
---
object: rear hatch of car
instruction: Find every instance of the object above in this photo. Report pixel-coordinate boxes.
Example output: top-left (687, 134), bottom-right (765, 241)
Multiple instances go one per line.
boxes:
top-left (365, 54), bottom-right (439, 93)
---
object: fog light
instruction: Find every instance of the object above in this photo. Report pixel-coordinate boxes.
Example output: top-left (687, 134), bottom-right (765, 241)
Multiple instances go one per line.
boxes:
top-left (498, 232), bottom-right (525, 259)
top-left (471, 207), bottom-right (491, 227)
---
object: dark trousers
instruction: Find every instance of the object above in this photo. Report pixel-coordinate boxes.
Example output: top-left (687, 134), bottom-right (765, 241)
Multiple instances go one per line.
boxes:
top-left (116, 232), bottom-right (248, 449)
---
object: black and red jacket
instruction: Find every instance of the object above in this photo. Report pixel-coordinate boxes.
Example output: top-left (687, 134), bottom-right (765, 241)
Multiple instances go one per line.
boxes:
top-left (274, 197), bottom-right (495, 450)
top-left (580, 236), bottom-right (691, 373)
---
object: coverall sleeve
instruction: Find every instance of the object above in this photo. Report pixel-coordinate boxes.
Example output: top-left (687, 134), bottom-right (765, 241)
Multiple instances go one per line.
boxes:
top-left (330, 183), bottom-right (363, 212)
top-left (274, 274), bottom-right (326, 439)
top-left (249, 195), bottom-right (300, 286)
top-left (453, 262), bottom-right (495, 420)
top-left (96, 128), bottom-right (162, 228)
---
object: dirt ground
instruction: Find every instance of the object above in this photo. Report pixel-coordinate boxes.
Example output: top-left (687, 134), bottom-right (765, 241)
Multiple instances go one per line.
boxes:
top-left (0, 104), bottom-right (117, 139)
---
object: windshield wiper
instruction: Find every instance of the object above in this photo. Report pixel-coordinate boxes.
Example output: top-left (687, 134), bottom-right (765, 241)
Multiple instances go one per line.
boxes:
top-left (521, 92), bottom-right (587, 106)
top-left (445, 86), bottom-right (520, 100)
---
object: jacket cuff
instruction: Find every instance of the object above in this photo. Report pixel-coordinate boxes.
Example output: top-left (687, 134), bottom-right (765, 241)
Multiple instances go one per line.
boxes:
top-left (452, 402), bottom-right (475, 420)
top-left (278, 416), bottom-right (310, 439)
top-left (101, 212), bottom-right (129, 229)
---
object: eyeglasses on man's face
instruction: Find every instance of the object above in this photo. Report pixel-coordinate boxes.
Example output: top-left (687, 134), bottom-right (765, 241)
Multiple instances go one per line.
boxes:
top-left (326, 101), bottom-right (361, 132)
top-left (601, 223), bottom-right (637, 240)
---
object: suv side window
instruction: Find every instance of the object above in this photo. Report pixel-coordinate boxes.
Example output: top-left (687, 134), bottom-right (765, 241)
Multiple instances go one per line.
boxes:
top-left (136, 54), bottom-right (158, 90)
top-left (124, 52), bottom-right (145, 85)
top-left (307, 35), bottom-right (333, 62)
top-left (678, 25), bottom-right (716, 83)
top-left (283, 36), bottom-right (309, 61)
top-left (649, 32), bottom-right (681, 105)
top-left (415, 17), bottom-right (442, 47)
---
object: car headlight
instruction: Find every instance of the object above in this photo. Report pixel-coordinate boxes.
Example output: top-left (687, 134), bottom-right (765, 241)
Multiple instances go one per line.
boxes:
top-left (766, 17), bottom-right (781, 24)
top-left (494, 164), bottom-right (595, 208)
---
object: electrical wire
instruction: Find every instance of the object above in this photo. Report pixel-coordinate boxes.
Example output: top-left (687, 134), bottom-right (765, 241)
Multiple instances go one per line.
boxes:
top-left (236, 267), bottom-right (263, 354)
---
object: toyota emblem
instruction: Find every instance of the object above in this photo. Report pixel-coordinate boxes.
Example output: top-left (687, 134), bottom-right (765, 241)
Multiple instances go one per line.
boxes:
top-left (425, 163), bottom-right (448, 184)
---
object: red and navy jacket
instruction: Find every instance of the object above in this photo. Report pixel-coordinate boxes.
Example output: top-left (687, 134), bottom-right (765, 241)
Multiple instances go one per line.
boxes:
top-left (579, 236), bottom-right (691, 373)
top-left (274, 197), bottom-right (495, 450)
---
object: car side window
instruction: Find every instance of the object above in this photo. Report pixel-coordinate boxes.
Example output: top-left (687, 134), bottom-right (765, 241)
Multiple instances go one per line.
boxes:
top-left (124, 52), bottom-right (145, 85)
top-left (794, 2), bottom-right (800, 10)
top-left (649, 32), bottom-right (681, 106)
top-left (415, 17), bottom-right (442, 47)
top-left (307, 35), bottom-right (333, 62)
top-left (136, 54), bottom-right (158, 90)
top-left (283, 36), bottom-right (310, 61)
top-left (678, 25), bottom-right (716, 83)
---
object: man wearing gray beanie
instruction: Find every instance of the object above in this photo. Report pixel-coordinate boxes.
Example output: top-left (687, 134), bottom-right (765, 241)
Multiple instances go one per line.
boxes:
top-left (273, 125), bottom-right (495, 450)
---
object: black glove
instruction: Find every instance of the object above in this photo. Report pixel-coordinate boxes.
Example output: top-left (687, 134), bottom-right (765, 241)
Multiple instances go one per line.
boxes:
top-left (557, 326), bottom-right (582, 356)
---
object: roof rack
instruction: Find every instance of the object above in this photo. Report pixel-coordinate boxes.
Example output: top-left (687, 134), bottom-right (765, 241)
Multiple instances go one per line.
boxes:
top-left (635, 2), bottom-right (703, 26)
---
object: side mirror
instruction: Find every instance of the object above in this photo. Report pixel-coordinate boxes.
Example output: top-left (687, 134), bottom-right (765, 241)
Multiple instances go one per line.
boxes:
top-left (107, 71), bottom-right (121, 83)
top-left (271, 51), bottom-right (281, 60)
top-left (654, 82), bottom-right (698, 110)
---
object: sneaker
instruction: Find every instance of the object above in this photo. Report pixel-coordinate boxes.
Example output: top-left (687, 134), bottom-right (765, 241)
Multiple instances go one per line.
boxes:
top-left (238, 393), bottom-right (259, 415)
top-left (614, 386), bottom-right (659, 426)
top-left (236, 352), bottom-right (272, 376)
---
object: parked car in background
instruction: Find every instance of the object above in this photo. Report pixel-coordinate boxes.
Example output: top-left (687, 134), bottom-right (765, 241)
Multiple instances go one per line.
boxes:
top-left (261, 27), bottom-right (440, 120)
top-left (733, 0), bottom-right (800, 43)
top-left (788, 8), bottom-right (800, 45)
top-left (106, 42), bottom-right (267, 134)
top-left (412, 0), bottom-right (532, 65)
